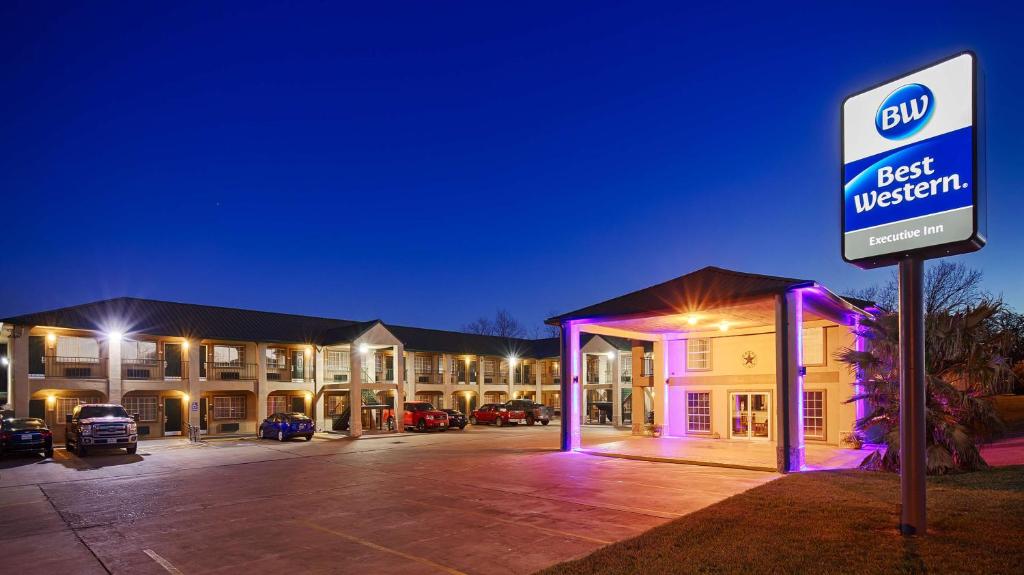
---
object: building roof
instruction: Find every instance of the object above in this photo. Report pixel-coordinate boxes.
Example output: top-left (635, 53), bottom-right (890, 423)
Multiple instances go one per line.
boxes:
top-left (546, 266), bottom-right (817, 324)
top-left (0, 297), bottom-right (567, 358)
top-left (0, 297), bottom-right (360, 344)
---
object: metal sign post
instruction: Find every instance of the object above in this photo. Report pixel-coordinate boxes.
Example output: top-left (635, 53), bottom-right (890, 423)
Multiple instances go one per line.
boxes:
top-left (842, 52), bottom-right (985, 537)
top-left (898, 256), bottom-right (926, 535)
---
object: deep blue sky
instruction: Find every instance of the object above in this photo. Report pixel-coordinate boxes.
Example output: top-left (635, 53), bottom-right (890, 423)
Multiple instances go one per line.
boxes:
top-left (2, 1), bottom-right (1022, 333)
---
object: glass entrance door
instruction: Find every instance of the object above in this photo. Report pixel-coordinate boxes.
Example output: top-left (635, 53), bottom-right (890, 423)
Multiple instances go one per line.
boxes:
top-left (730, 392), bottom-right (770, 439)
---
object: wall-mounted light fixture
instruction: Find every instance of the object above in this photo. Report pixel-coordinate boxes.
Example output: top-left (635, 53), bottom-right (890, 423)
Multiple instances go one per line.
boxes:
top-left (687, 315), bottom-right (699, 326)
top-left (357, 343), bottom-right (370, 355)
top-left (108, 331), bottom-right (123, 343)
top-left (182, 340), bottom-right (190, 351)
top-left (46, 332), bottom-right (56, 346)
top-left (182, 393), bottom-right (190, 403)
top-left (718, 321), bottom-right (730, 332)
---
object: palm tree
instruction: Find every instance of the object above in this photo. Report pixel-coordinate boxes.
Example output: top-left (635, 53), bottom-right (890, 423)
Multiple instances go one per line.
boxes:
top-left (838, 302), bottom-right (1015, 474)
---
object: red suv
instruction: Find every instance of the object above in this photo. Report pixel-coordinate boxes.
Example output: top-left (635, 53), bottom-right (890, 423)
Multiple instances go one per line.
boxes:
top-left (403, 402), bottom-right (449, 432)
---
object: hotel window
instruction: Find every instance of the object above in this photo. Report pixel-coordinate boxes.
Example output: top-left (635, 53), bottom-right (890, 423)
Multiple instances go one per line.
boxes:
top-left (621, 353), bottom-right (633, 379)
top-left (56, 336), bottom-right (100, 362)
top-left (484, 359), bottom-right (496, 375)
top-left (326, 350), bottom-right (350, 371)
top-left (802, 327), bottom-right (826, 366)
top-left (267, 395), bottom-right (288, 415)
top-left (56, 396), bottom-right (101, 422)
top-left (213, 395), bottom-right (246, 419)
top-left (686, 392), bottom-right (712, 433)
top-left (327, 394), bottom-right (347, 415)
top-left (123, 395), bottom-right (159, 422)
top-left (686, 338), bottom-right (711, 371)
top-left (641, 353), bottom-right (653, 376)
top-left (213, 345), bottom-right (244, 365)
top-left (415, 355), bottom-right (432, 373)
top-left (803, 390), bottom-right (826, 440)
top-left (122, 340), bottom-right (158, 361)
top-left (265, 347), bottom-right (287, 368)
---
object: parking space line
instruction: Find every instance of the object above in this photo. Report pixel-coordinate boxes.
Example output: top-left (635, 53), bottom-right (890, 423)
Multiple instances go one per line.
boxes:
top-left (300, 521), bottom-right (467, 575)
top-left (404, 498), bottom-right (612, 545)
top-left (143, 549), bottom-right (184, 575)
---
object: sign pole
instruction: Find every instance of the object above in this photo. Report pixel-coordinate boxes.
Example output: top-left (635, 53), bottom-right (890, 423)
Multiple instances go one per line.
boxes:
top-left (898, 255), bottom-right (927, 535)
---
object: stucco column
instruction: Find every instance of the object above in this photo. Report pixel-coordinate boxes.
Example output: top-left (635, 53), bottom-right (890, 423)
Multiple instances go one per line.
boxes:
top-left (107, 336), bottom-right (123, 405)
top-left (405, 351), bottom-right (415, 403)
top-left (652, 339), bottom-right (669, 435)
top-left (775, 290), bottom-right (805, 473)
top-left (534, 360), bottom-right (542, 405)
top-left (187, 341), bottom-right (201, 429)
top-left (630, 342), bottom-right (645, 435)
top-left (348, 345), bottom-right (363, 437)
top-left (11, 328), bottom-right (30, 416)
top-left (611, 352), bottom-right (622, 427)
top-left (257, 342), bottom-right (269, 422)
top-left (440, 353), bottom-right (451, 408)
top-left (393, 344), bottom-right (405, 432)
top-left (559, 322), bottom-right (581, 451)
top-left (314, 348), bottom-right (326, 432)
top-left (477, 355), bottom-right (485, 403)
top-left (506, 359), bottom-right (514, 399)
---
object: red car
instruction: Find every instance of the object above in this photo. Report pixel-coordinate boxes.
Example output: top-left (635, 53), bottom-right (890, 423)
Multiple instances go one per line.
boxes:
top-left (470, 403), bottom-right (527, 427)
top-left (403, 401), bottom-right (449, 432)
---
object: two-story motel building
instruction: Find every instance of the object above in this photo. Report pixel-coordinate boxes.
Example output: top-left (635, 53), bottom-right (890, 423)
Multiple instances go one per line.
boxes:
top-left (0, 267), bottom-right (871, 472)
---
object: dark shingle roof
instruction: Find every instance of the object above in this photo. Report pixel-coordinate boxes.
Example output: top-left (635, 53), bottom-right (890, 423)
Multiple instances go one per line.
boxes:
top-left (547, 266), bottom-right (815, 324)
top-left (0, 297), bottom-right (359, 345)
top-left (386, 325), bottom-right (543, 358)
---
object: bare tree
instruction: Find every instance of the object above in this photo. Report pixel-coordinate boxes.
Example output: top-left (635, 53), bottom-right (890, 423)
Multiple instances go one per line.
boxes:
top-left (492, 309), bottom-right (526, 338)
top-left (462, 317), bottom-right (494, 336)
top-left (847, 261), bottom-right (986, 314)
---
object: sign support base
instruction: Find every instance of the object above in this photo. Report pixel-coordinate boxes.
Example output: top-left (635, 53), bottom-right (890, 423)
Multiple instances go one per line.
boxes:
top-left (898, 255), bottom-right (927, 536)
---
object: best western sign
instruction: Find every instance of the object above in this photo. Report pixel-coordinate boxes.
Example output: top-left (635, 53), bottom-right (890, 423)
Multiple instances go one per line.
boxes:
top-left (842, 52), bottom-right (985, 268)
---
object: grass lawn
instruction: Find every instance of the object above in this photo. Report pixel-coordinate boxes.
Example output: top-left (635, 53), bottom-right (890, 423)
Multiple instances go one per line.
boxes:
top-left (539, 466), bottom-right (1024, 574)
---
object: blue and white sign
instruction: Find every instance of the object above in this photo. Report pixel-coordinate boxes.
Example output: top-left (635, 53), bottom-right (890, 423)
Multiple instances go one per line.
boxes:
top-left (842, 52), bottom-right (985, 268)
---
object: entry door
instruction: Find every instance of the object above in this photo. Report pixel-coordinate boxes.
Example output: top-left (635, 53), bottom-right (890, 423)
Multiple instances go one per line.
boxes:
top-left (291, 351), bottom-right (304, 381)
top-left (290, 395), bottom-right (305, 414)
top-left (200, 398), bottom-right (208, 431)
top-left (164, 397), bottom-right (183, 435)
top-left (164, 343), bottom-right (182, 379)
top-left (730, 393), bottom-right (770, 439)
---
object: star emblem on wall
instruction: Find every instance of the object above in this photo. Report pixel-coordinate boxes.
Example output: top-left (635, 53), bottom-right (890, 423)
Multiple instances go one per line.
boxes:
top-left (742, 351), bottom-right (757, 368)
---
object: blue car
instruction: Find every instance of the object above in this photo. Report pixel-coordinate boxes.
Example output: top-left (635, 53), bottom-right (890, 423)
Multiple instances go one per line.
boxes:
top-left (257, 412), bottom-right (314, 441)
top-left (1, 417), bottom-right (54, 458)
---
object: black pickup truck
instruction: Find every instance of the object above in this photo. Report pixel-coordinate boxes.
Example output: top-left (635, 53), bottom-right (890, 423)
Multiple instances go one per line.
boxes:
top-left (65, 404), bottom-right (139, 456)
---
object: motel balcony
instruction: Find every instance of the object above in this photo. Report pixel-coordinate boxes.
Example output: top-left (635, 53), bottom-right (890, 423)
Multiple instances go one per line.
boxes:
top-left (413, 371), bottom-right (440, 385)
top-left (324, 368), bottom-right (351, 383)
top-left (121, 359), bottom-right (191, 380)
top-left (32, 356), bottom-right (108, 379)
top-left (207, 362), bottom-right (259, 381)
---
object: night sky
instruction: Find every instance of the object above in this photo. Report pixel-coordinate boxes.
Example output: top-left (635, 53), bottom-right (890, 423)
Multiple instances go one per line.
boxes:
top-left (2, 1), bottom-right (1021, 333)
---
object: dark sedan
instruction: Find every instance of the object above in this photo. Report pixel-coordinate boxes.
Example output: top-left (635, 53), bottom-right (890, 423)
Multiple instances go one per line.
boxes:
top-left (258, 413), bottom-right (314, 441)
top-left (0, 418), bottom-right (54, 458)
top-left (441, 409), bottom-right (467, 430)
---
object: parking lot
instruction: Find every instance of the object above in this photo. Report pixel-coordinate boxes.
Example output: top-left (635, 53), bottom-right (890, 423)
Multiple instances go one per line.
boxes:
top-left (0, 425), bottom-right (777, 574)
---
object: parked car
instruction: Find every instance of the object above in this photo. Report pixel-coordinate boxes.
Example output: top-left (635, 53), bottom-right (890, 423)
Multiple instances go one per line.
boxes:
top-left (65, 404), bottom-right (138, 456)
top-left (0, 418), bottom-right (54, 458)
top-left (441, 409), bottom-right (467, 430)
top-left (505, 399), bottom-right (552, 426)
top-left (403, 401), bottom-right (449, 432)
top-left (469, 403), bottom-right (519, 426)
top-left (258, 412), bottom-right (314, 441)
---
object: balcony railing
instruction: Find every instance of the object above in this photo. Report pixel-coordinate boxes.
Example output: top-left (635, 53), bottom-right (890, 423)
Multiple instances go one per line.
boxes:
top-left (122, 358), bottom-right (190, 380)
top-left (414, 372), bottom-right (439, 384)
top-left (40, 356), bottom-right (108, 379)
top-left (208, 362), bottom-right (258, 381)
top-left (324, 368), bottom-right (351, 383)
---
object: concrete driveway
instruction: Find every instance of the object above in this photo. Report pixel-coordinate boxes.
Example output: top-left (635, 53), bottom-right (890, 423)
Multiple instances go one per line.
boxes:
top-left (0, 425), bottom-right (776, 574)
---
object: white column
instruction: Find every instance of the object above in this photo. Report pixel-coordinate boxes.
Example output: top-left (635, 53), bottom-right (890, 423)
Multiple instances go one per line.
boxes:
top-left (611, 352), bottom-right (622, 427)
top-left (507, 359), bottom-right (514, 399)
top-left (393, 344), bottom-right (405, 432)
top-left (476, 355), bottom-right (485, 404)
top-left (534, 360), bottom-right (542, 404)
top-left (441, 353), bottom-right (451, 408)
top-left (776, 290), bottom-right (805, 473)
top-left (559, 322), bottom-right (581, 451)
top-left (314, 348), bottom-right (326, 432)
top-left (349, 344), bottom-right (362, 437)
top-left (652, 339), bottom-right (669, 435)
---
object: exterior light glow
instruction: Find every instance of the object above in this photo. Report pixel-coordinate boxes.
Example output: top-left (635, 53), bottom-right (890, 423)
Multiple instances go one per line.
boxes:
top-left (718, 321), bottom-right (730, 332)
top-left (47, 394), bottom-right (57, 407)
top-left (182, 393), bottom-right (190, 403)
top-left (0, 356), bottom-right (7, 366)
top-left (605, 351), bottom-right (615, 359)
top-left (304, 345), bottom-right (312, 356)
top-left (182, 340), bottom-right (190, 351)
top-left (46, 333), bottom-right (56, 345)
top-left (109, 331), bottom-right (123, 342)
top-left (687, 315), bottom-right (699, 325)
top-left (508, 356), bottom-right (518, 366)
top-left (358, 343), bottom-right (370, 354)
top-left (304, 391), bottom-right (313, 400)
